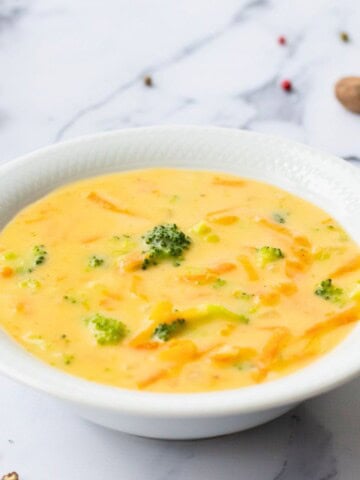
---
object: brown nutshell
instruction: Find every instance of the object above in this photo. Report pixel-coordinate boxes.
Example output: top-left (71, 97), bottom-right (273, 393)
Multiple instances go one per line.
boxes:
top-left (335, 76), bottom-right (360, 113)
top-left (2, 473), bottom-right (19, 480)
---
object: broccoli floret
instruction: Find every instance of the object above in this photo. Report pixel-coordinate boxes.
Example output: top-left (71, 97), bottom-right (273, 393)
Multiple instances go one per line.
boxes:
top-left (257, 246), bottom-right (284, 267)
top-left (60, 334), bottom-right (70, 344)
top-left (85, 313), bottom-right (127, 345)
top-left (272, 212), bottom-right (286, 224)
top-left (3, 251), bottom-right (17, 260)
top-left (234, 291), bottom-right (254, 301)
top-left (142, 223), bottom-right (191, 269)
top-left (234, 361), bottom-right (254, 371)
top-left (153, 318), bottom-right (186, 341)
top-left (204, 304), bottom-right (249, 324)
top-left (169, 194), bottom-right (180, 204)
top-left (63, 293), bottom-right (89, 309)
top-left (63, 295), bottom-right (78, 304)
top-left (88, 255), bottom-right (105, 268)
top-left (213, 278), bottom-right (227, 289)
top-left (19, 278), bottom-right (41, 290)
top-left (33, 244), bottom-right (47, 266)
top-left (63, 353), bottom-right (75, 365)
top-left (315, 279), bottom-right (344, 303)
top-left (184, 304), bottom-right (249, 324)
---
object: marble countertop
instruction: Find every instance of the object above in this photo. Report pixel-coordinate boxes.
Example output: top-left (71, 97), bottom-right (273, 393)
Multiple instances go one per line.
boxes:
top-left (0, 0), bottom-right (360, 478)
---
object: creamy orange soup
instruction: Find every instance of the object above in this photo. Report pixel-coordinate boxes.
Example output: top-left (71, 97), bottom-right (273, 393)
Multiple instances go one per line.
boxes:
top-left (0, 168), bottom-right (359, 393)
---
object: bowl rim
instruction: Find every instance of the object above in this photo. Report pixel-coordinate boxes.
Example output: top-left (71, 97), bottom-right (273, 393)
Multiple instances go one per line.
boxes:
top-left (1, 125), bottom-right (360, 418)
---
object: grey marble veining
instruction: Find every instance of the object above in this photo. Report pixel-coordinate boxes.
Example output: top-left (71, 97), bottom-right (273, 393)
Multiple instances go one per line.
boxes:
top-left (3, 371), bottom-right (359, 479)
top-left (0, 0), bottom-right (359, 161)
top-left (272, 409), bottom-right (337, 480)
top-left (53, 0), bottom-right (267, 142)
top-left (0, 1), bottom-right (359, 479)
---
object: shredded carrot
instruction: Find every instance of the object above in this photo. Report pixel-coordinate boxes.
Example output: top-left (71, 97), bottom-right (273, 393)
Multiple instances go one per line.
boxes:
top-left (158, 339), bottom-right (198, 363)
top-left (137, 369), bottom-right (168, 389)
top-left (252, 327), bottom-right (292, 382)
top-left (206, 206), bottom-right (237, 219)
top-left (1, 266), bottom-right (14, 278)
top-left (293, 235), bottom-right (311, 249)
top-left (238, 255), bottom-right (259, 281)
top-left (291, 247), bottom-right (313, 266)
top-left (196, 343), bottom-right (224, 357)
top-left (120, 252), bottom-right (144, 272)
top-left (286, 249), bottom-right (313, 279)
top-left (256, 217), bottom-right (293, 238)
top-left (208, 262), bottom-right (236, 275)
top-left (208, 215), bottom-right (238, 225)
top-left (130, 274), bottom-right (148, 300)
top-left (24, 215), bottom-right (48, 224)
top-left (252, 368), bottom-right (268, 383)
top-left (55, 274), bottom-right (67, 282)
top-left (129, 322), bottom-right (158, 347)
top-left (271, 347), bottom-right (318, 373)
top-left (257, 220), bottom-right (313, 276)
top-left (181, 263), bottom-right (236, 283)
top-left (81, 235), bottom-right (102, 244)
top-left (252, 305), bottom-right (359, 383)
top-left (278, 335), bottom-right (322, 370)
top-left (133, 341), bottom-right (160, 350)
top-left (212, 176), bottom-right (245, 187)
top-left (276, 282), bottom-right (298, 296)
top-left (220, 323), bottom-right (236, 336)
top-left (98, 299), bottom-right (115, 310)
top-left (305, 307), bottom-right (359, 337)
top-left (149, 301), bottom-right (174, 322)
top-left (129, 301), bottom-right (175, 347)
top-left (285, 259), bottom-right (306, 278)
top-left (137, 343), bottom-right (222, 389)
top-left (211, 346), bottom-right (257, 364)
top-left (260, 328), bottom-right (292, 364)
top-left (87, 191), bottom-right (133, 215)
top-left (23, 207), bottom-right (56, 224)
top-left (259, 291), bottom-right (280, 306)
top-left (330, 255), bottom-right (360, 278)
top-left (16, 301), bottom-right (28, 314)
top-left (321, 217), bottom-right (334, 225)
top-left (180, 270), bottom-right (216, 285)
top-left (102, 289), bottom-right (121, 301)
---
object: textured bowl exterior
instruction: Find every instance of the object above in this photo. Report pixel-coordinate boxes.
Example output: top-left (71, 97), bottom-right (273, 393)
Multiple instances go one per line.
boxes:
top-left (0, 126), bottom-right (359, 439)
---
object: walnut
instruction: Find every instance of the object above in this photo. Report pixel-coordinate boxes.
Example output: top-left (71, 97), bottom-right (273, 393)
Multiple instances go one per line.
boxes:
top-left (335, 76), bottom-right (360, 113)
top-left (2, 473), bottom-right (19, 480)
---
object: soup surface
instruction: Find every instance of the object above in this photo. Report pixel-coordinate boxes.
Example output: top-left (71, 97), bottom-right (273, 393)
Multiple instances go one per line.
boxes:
top-left (0, 168), bottom-right (359, 393)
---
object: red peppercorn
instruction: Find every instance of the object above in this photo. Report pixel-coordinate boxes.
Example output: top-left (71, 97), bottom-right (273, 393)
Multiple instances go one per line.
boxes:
top-left (281, 79), bottom-right (292, 92)
top-left (278, 35), bottom-right (286, 45)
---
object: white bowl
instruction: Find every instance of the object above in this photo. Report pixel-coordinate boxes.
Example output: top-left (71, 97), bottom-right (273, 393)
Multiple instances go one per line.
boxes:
top-left (0, 126), bottom-right (359, 439)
